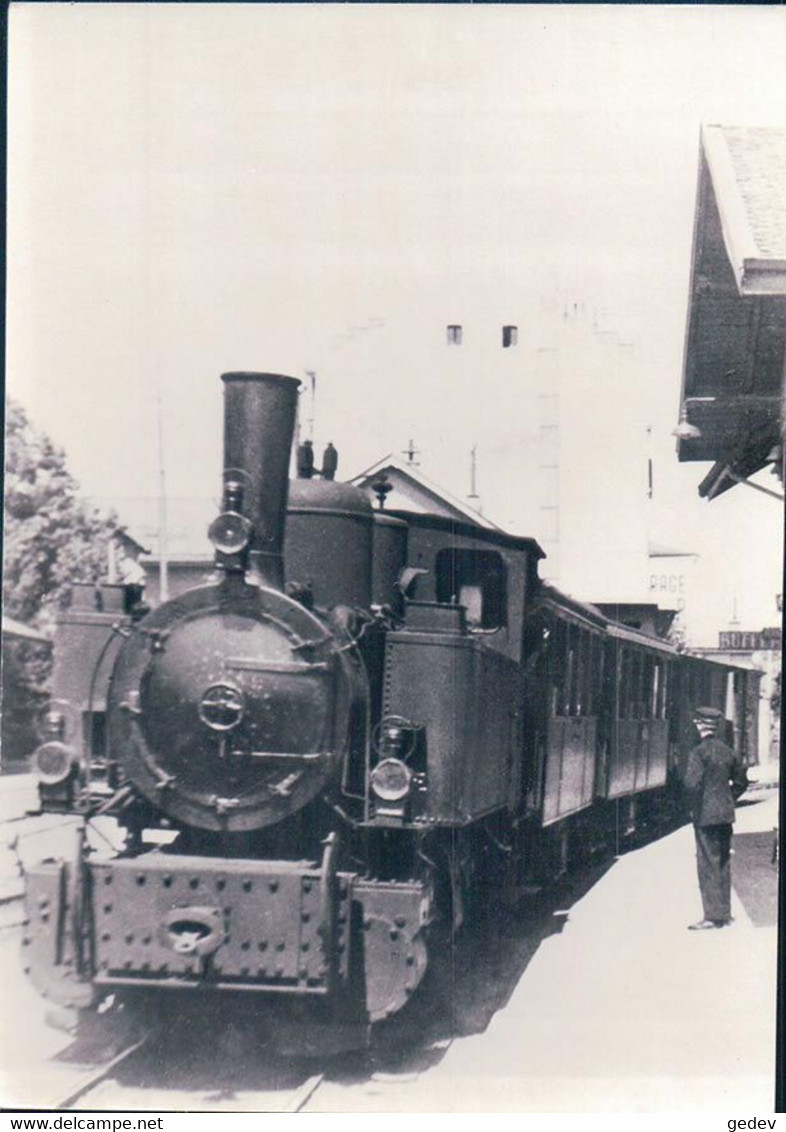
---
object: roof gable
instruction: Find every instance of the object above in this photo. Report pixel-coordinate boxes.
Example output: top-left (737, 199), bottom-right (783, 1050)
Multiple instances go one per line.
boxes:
top-left (350, 456), bottom-right (502, 531)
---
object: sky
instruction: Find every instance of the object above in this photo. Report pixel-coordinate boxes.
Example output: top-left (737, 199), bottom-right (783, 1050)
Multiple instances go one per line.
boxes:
top-left (6, 3), bottom-right (786, 645)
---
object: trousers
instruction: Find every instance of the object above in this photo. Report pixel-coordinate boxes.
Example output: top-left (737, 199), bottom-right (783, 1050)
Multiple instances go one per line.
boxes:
top-left (694, 823), bottom-right (733, 922)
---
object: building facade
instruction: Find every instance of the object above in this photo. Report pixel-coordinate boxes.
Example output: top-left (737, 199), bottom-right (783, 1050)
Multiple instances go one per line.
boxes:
top-left (693, 627), bottom-right (781, 768)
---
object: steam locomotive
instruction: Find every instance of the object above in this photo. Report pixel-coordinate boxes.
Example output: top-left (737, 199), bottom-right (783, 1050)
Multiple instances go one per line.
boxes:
top-left (23, 372), bottom-right (760, 1046)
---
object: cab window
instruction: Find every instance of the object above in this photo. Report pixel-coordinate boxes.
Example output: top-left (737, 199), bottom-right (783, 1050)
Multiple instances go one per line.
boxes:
top-left (435, 548), bottom-right (507, 630)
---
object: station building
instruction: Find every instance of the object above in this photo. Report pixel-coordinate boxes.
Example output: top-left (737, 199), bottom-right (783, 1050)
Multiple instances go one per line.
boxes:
top-left (675, 125), bottom-right (785, 496)
top-left (673, 124), bottom-right (785, 772)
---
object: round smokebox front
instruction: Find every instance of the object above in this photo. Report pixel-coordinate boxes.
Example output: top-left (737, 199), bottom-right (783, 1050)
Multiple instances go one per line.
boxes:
top-left (107, 582), bottom-right (349, 832)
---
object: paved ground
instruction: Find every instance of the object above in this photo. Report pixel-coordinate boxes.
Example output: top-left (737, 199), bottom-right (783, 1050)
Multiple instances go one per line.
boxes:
top-left (308, 789), bottom-right (780, 1114)
top-left (0, 774), bottom-right (779, 1113)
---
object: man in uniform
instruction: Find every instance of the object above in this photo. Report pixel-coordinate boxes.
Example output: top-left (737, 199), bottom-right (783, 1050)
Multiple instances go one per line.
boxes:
top-left (684, 705), bottom-right (748, 930)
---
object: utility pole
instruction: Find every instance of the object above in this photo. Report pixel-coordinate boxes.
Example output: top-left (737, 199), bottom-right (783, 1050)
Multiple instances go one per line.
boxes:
top-left (304, 370), bottom-right (317, 443)
top-left (468, 444), bottom-right (480, 502)
top-left (730, 592), bottom-right (740, 628)
top-left (157, 386), bottom-right (169, 602)
top-left (537, 348), bottom-right (561, 584)
top-left (646, 425), bottom-right (654, 500)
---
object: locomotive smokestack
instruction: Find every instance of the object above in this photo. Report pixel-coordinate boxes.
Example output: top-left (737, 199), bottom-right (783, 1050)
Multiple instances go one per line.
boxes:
top-left (221, 372), bottom-right (300, 590)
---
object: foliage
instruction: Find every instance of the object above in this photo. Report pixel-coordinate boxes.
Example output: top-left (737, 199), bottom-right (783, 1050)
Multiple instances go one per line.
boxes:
top-left (2, 400), bottom-right (117, 760)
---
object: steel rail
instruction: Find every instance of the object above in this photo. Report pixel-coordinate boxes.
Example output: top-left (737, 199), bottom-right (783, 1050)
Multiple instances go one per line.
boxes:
top-left (283, 1072), bottom-right (326, 1112)
top-left (53, 1034), bottom-right (151, 1110)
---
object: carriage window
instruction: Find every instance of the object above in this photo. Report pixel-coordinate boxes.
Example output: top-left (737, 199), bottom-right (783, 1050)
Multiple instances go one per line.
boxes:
top-left (570, 627), bottom-right (580, 714)
top-left (593, 636), bottom-right (607, 716)
top-left (568, 624), bottom-right (587, 716)
top-left (634, 656), bottom-right (647, 715)
top-left (567, 624), bottom-right (578, 715)
top-left (652, 659), bottom-right (669, 720)
top-left (640, 655), bottom-right (651, 719)
top-left (581, 630), bottom-right (593, 715)
top-left (549, 619), bottom-right (568, 716)
top-left (626, 652), bottom-right (637, 718)
top-left (586, 633), bottom-right (596, 714)
top-left (623, 650), bottom-right (644, 719)
top-left (435, 549), bottom-right (507, 630)
top-left (660, 663), bottom-right (669, 719)
top-left (641, 655), bottom-right (651, 718)
top-left (617, 648), bottom-right (628, 718)
top-left (591, 633), bottom-right (603, 714)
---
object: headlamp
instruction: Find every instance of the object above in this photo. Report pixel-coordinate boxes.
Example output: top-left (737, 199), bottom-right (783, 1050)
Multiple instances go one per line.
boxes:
top-left (33, 740), bottom-right (76, 785)
top-left (208, 511), bottom-right (252, 556)
top-left (370, 758), bottom-right (412, 803)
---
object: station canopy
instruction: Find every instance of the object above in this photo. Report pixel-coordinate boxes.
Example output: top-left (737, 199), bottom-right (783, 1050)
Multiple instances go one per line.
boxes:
top-left (676, 125), bottom-right (786, 499)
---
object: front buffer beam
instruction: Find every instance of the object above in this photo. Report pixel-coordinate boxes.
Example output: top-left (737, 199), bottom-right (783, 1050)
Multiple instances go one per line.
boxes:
top-left (24, 843), bottom-right (430, 1024)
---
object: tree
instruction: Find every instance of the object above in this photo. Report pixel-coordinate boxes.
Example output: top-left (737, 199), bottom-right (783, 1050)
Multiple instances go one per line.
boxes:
top-left (2, 400), bottom-right (117, 760)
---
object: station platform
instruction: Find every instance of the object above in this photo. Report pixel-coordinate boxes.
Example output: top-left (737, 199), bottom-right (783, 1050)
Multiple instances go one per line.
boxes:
top-left (314, 787), bottom-right (780, 1113)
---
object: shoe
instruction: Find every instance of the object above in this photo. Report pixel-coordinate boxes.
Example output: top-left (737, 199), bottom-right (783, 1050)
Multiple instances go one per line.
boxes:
top-left (688, 919), bottom-right (724, 930)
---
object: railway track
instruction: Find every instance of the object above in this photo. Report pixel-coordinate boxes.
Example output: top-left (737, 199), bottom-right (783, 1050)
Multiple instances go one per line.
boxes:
top-left (54, 1048), bottom-right (452, 1112)
top-left (53, 1055), bottom-right (327, 1112)
top-left (40, 1015), bottom-right (452, 1112)
top-left (53, 1036), bottom-right (152, 1110)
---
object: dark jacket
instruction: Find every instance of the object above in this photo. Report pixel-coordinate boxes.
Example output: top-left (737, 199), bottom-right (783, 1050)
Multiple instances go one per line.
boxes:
top-left (684, 735), bottom-right (748, 826)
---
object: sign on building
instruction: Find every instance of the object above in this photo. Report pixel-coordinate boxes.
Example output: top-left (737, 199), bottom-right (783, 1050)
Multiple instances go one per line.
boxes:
top-left (718, 628), bottom-right (782, 651)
